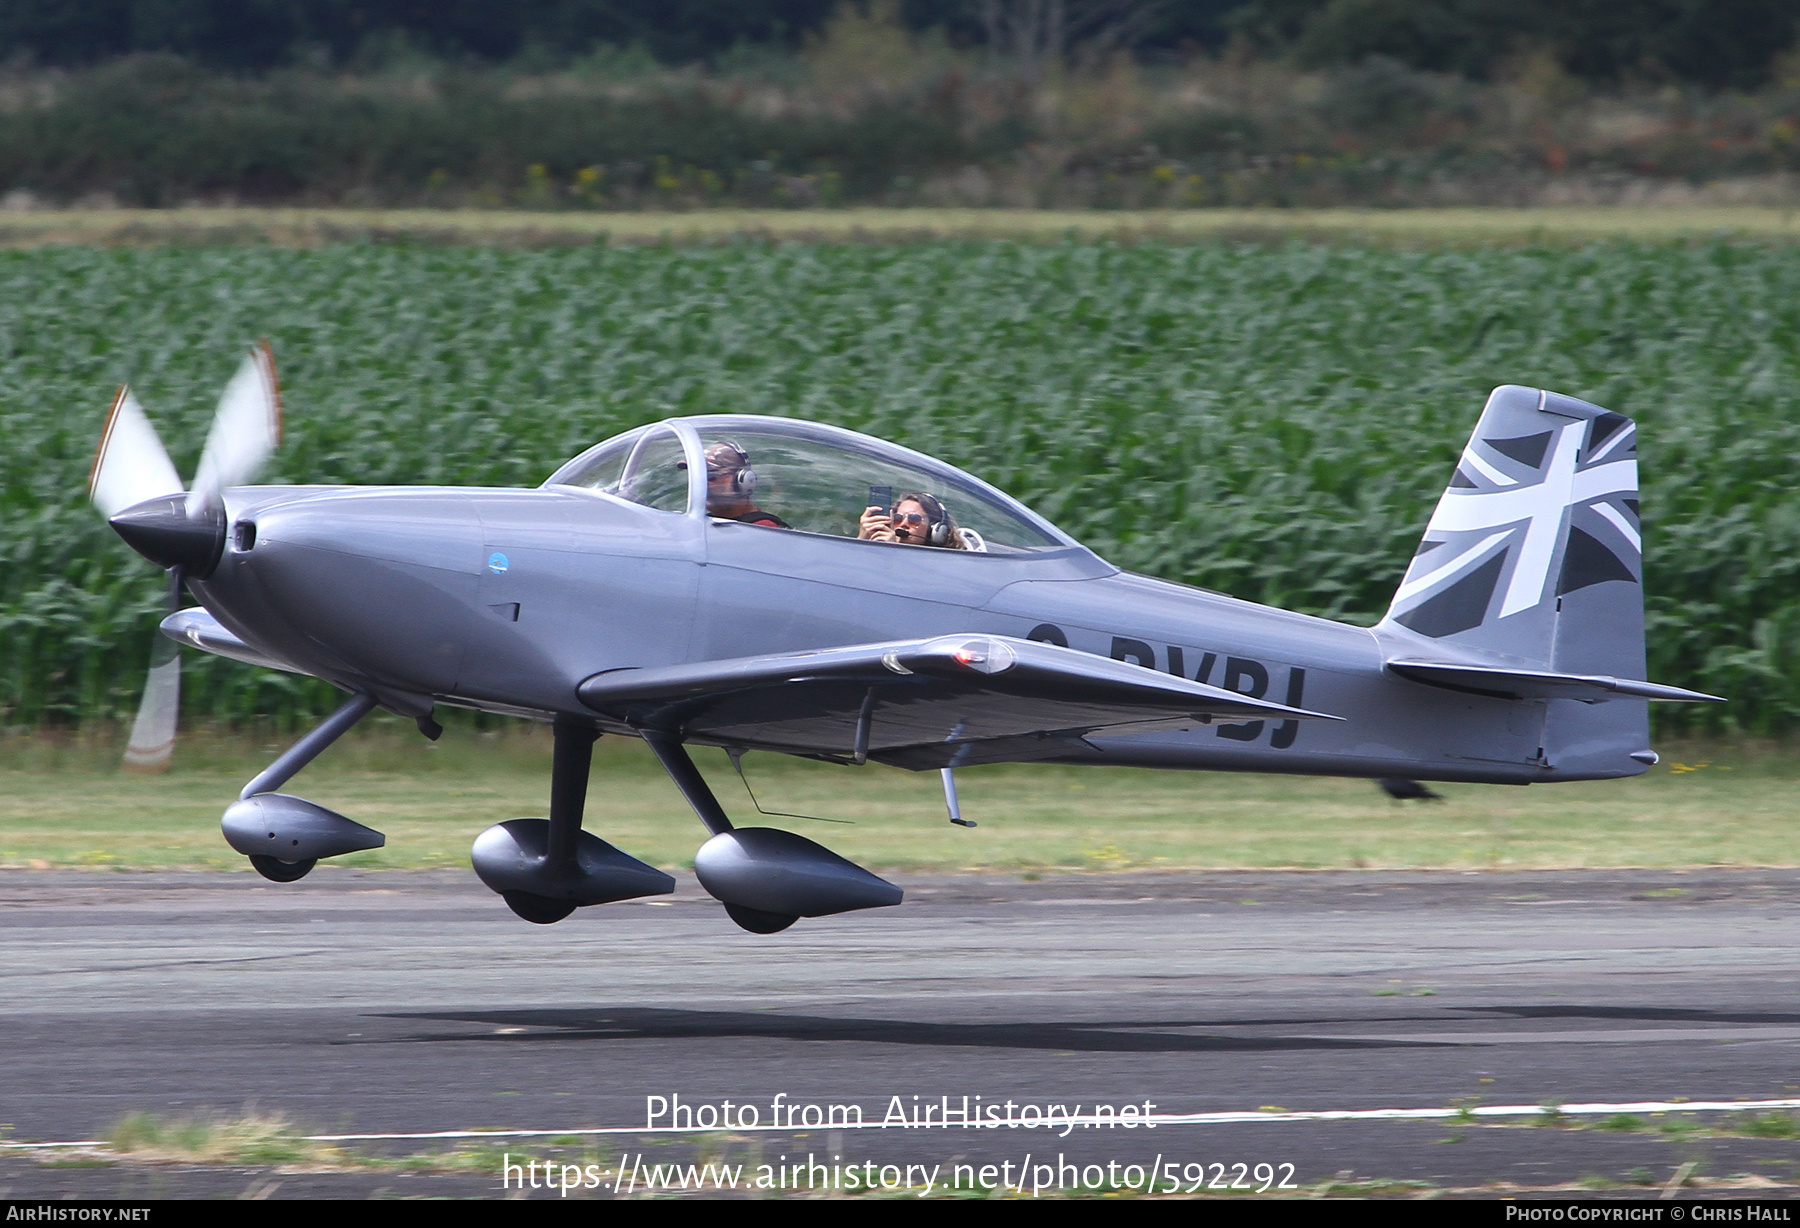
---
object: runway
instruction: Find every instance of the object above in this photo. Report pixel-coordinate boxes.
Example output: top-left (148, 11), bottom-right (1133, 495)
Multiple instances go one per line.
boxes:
top-left (5, 865), bottom-right (1800, 1198)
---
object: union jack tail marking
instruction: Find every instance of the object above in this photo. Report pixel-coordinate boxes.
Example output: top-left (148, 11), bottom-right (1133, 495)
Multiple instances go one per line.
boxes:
top-left (1383, 386), bottom-right (1641, 666)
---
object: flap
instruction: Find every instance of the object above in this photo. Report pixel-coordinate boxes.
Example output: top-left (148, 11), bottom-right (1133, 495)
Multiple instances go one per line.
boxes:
top-left (579, 634), bottom-right (1340, 769)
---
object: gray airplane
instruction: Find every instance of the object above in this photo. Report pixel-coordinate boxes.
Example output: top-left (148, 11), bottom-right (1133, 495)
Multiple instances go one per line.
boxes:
top-left (91, 347), bottom-right (1719, 932)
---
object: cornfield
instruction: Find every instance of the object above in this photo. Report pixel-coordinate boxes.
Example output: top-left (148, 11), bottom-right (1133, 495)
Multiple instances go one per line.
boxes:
top-left (2, 239), bottom-right (1795, 732)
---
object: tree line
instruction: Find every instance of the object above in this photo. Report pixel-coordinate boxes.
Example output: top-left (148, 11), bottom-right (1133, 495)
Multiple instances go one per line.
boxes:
top-left (1, 1), bottom-right (1793, 88)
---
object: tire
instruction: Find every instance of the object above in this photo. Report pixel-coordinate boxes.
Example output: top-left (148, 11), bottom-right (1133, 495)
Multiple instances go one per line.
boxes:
top-left (503, 891), bottom-right (577, 925)
top-left (725, 903), bottom-right (798, 934)
top-left (248, 855), bottom-right (316, 883)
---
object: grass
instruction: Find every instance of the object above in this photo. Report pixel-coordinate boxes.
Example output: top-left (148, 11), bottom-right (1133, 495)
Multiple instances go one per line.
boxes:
top-left (98, 1110), bottom-right (569, 1175)
top-left (1738, 1112), bottom-right (1800, 1138)
top-left (1, 725), bottom-right (1795, 872)
top-left (48, 1107), bottom-right (1800, 1197)
top-left (69, 1111), bottom-right (1404, 1196)
top-left (1429, 1108), bottom-right (1800, 1141)
top-left (1, 206), bottom-right (1798, 248)
top-left (109, 1110), bottom-right (347, 1166)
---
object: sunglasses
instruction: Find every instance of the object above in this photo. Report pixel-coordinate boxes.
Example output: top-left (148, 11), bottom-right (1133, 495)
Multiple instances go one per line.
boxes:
top-left (892, 512), bottom-right (928, 526)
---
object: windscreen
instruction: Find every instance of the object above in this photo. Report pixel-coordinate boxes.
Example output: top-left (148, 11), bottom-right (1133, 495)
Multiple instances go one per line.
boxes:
top-left (696, 424), bottom-right (1061, 553)
top-left (554, 425), bottom-right (690, 514)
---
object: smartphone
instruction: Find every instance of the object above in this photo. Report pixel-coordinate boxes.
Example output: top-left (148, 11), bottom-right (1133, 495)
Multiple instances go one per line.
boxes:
top-left (868, 484), bottom-right (893, 516)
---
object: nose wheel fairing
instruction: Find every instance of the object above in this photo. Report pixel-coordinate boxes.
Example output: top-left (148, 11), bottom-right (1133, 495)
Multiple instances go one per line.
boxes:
top-left (224, 691), bottom-right (387, 880)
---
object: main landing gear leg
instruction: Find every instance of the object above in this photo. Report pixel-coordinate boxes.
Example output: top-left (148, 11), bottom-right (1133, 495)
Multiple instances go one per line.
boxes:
top-left (640, 729), bottom-right (732, 836)
top-left (502, 716), bottom-right (599, 925)
top-left (640, 732), bottom-right (899, 934)
top-left (469, 718), bottom-right (673, 922)
top-left (641, 731), bottom-right (797, 934)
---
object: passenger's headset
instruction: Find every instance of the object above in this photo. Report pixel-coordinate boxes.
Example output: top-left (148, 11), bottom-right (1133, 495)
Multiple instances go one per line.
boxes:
top-left (707, 441), bottom-right (756, 498)
top-left (909, 492), bottom-right (950, 547)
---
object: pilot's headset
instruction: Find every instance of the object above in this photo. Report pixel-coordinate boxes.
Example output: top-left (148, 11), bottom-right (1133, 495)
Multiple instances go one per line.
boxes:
top-left (903, 491), bottom-right (951, 547)
top-left (704, 441), bottom-right (756, 498)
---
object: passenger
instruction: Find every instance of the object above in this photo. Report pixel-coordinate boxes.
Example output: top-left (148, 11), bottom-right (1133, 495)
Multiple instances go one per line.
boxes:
top-left (858, 491), bottom-right (982, 550)
top-left (704, 442), bottom-right (789, 528)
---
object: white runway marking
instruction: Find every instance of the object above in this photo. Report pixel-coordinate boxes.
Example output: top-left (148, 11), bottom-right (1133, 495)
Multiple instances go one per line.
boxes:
top-left (11, 1098), bottom-right (1800, 1149)
top-left (1156, 1026), bottom-right (1800, 1046)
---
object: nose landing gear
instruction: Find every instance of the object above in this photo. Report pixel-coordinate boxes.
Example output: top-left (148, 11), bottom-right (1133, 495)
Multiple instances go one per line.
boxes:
top-left (224, 692), bottom-right (387, 880)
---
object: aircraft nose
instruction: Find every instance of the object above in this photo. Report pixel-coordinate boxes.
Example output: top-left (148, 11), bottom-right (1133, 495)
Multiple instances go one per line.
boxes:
top-left (109, 494), bottom-right (227, 577)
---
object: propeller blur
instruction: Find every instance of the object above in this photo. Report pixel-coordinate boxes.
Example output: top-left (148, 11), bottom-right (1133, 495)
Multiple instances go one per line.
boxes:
top-left (90, 343), bottom-right (280, 773)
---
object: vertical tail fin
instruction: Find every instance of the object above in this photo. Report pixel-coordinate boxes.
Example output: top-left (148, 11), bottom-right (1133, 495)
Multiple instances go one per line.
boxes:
top-left (1382, 385), bottom-right (1642, 676)
top-left (1379, 386), bottom-right (1651, 777)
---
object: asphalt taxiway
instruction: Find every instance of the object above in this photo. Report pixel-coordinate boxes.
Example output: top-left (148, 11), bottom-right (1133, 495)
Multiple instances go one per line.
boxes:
top-left (5, 866), bottom-right (1800, 1198)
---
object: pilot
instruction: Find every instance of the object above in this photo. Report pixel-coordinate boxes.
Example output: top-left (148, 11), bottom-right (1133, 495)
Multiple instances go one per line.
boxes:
top-left (705, 442), bottom-right (789, 528)
top-left (858, 491), bottom-right (981, 550)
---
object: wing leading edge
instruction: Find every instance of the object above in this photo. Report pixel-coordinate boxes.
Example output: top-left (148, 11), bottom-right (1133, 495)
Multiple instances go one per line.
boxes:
top-left (577, 634), bottom-right (1340, 770)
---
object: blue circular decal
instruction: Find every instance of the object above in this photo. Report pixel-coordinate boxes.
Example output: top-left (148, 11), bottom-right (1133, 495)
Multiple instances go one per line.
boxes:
top-left (487, 551), bottom-right (509, 574)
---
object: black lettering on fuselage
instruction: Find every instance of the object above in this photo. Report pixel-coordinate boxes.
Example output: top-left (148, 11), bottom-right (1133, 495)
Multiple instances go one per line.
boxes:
top-left (1166, 646), bottom-right (1217, 685)
top-left (1215, 657), bottom-right (1270, 741)
top-left (1110, 637), bottom-right (1156, 669)
top-left (1030, 624), bottom-right (1306, 750)
top-left (1270, 667), bottom-right (1306, 749)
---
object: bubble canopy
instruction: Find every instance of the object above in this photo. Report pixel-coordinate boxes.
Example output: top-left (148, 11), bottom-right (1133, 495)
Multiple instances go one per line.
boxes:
top-left (545, 416), bottom-right (1074, 554)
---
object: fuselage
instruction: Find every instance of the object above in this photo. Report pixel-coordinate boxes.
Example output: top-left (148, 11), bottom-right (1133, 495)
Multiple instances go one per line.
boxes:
top-left (190, 480), bottom-right (1651, 786)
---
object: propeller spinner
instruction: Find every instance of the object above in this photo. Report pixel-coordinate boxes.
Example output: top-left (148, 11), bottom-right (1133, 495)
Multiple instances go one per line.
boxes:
top-left (89, 343), bottom-right (282, 773)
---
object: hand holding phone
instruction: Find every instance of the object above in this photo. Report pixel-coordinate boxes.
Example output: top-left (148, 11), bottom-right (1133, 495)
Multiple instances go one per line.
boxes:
top-left (860, 485), bottom-right (897, 542)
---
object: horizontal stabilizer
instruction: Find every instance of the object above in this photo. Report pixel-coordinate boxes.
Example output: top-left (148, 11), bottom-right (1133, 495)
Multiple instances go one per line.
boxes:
top-left (1387, 660), bottom-right (1722, 704)
top-left (162, 608), bottom-right (307, 675)
top-left (579, 634), bottom-right (1339, 768)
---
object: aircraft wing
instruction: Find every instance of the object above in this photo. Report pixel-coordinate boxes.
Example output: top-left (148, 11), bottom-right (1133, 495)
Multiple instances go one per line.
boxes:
top-left (577, 634), bottom-right (1340, 770)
